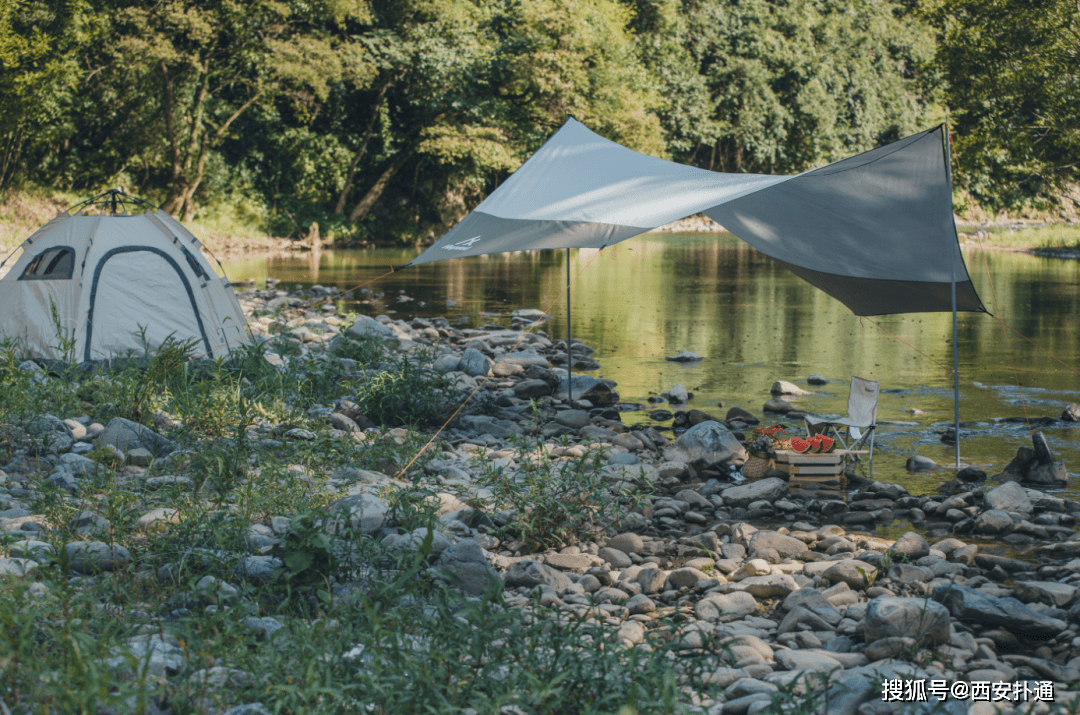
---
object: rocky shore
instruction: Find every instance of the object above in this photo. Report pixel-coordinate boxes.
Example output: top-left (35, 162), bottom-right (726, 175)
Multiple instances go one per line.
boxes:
top-left (2, 282), bottom-right (1080, 714)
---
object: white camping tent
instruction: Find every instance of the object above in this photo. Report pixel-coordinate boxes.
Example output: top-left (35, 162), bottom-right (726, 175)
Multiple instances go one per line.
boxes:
top-left (0, 193), bottom-right (249, 363)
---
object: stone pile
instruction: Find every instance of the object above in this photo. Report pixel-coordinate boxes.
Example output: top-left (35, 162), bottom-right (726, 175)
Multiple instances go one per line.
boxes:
top-left (2, 285), bottom-right (1079, 715)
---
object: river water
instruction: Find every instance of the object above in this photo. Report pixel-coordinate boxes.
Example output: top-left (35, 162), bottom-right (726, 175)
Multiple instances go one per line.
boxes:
top-left (223, 232), bottom-right (1080, 503)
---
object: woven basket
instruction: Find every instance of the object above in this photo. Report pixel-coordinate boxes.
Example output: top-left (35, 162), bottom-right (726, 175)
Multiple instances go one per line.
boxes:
top-left (742, 451), bottom-right (774, 479)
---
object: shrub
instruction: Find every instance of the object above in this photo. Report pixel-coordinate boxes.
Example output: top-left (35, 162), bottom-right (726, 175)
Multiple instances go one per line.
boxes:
top-left (477, 430), bottom-right (653, 552)
top-left (352, 351), bottom-right (453, 427)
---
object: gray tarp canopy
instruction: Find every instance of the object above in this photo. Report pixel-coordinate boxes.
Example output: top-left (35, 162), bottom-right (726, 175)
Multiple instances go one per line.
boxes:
top-left (406, 117), bottom-right (986, 318)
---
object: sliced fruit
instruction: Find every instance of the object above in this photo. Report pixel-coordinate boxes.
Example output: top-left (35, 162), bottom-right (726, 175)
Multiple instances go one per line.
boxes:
top-left (808, 434), bottom-right (825, 453)
top-left (790, 436), bottom-right (812, 453)
top-left (818, 435), bottom-right (836, 453)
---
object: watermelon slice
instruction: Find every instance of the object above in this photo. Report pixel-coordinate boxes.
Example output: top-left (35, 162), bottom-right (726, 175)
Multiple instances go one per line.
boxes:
top-left (818, 435), bottom-right (836, 453)
top-left (790, 436), bottom-right (812, 454)
top-left (809, 434), bottom-right (825, 453)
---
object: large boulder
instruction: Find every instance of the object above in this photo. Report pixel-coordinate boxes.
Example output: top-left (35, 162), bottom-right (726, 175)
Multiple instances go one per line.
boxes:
top-left (864, 597), bottom-right (951, 646)
top-left (694, 591), bottom-right (759, 622)
top-left (770, 380), bottom-right (811, 396)
top-left (887, 532), bottom-right (931, 561)
top-left (1026, 461), bottom-right (1069, 486)
top-left (25, 414), bottom-right (74, 455)
top-left (748, 531), bottom-right (807, 559)
top-left (663, 420), bottom-right (746, 471)
top-left (501, 352), bottom-right (550, 368)
top-left (96, 417), bottom-right (173, 455)
top-left (66, 541), bottom-right (131, 573)
top-left (1012, 581), bottom-right (1078, 608)
top-left (345, 315), bottom-right (393, 339)
top-left (503, 560), bottom-right (573, 593)
top-left (514, 379), bottom-right (552, 399)
top-left (932, 584), bottom-right (1067, 638)
top-left (983, 481), bottom-right (1033, 514)
top-left (721, 478), bottom-right (789, 507)
top-left (324, 493), bottom-right (388, 534)
top-left (459, 348), bottom-right (493, 377)
top-left (554, 375), bottom-right (617, 405)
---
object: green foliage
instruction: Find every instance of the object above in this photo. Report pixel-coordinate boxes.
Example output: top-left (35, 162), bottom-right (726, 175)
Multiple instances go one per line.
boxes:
top-left (328, 332), bottom-right (387, 367)
top-left (970, 223), bottom-right (1080, 251)
top-left (668, 0), bottom-right (936, 174)
top-left (478, 428), bottom-right (652, 552)
top-left (352, 350), bottom-right (453, 426)
top-left (0, 579), bottom-right (159, 712)
top-left (273, 511), bottom-right (339, 591)
top-left (1, 0), bottom-right (1065, 233)
top-left (922, 0), bottom-right (1079, 211)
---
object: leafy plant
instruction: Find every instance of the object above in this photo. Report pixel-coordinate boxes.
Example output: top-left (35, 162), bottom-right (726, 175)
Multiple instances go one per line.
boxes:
top-left (273, 511), bottom-right (339, 594)
top-left (478, 427), bottom-right (653, 552)
top-left (352, 349), bottom-right (453, 426)
top-left (329, 333), bottom-right (387, 367)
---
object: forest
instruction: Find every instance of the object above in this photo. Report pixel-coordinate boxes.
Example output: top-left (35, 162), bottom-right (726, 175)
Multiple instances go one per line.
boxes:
top-left (0, 0), bottom-right (1076, 243)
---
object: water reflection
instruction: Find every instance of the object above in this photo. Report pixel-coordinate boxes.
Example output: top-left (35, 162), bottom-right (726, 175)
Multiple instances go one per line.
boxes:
top-left (223, 233), bottom-right (1080, 499)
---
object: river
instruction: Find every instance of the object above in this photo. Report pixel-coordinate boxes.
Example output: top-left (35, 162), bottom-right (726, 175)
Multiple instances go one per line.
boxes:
top-left (222, 232), bottom-right (1080, 504)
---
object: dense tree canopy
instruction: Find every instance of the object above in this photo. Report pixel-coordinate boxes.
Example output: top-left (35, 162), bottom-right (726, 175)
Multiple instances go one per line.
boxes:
top-left (0, 0), bottom-right (1073, 242)
top-left (922, 0), bottom-right (1079, 211)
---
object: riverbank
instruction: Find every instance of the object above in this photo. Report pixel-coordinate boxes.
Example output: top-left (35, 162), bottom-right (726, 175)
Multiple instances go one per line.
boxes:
top-left (3, 186), bottom-right (1078, 260)
top-left (2, 286), bottom-right (1080, 713)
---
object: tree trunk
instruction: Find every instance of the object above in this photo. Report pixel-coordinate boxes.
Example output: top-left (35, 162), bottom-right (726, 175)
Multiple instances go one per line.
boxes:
top-left (347, 148), bottom-right (415, 223)
top-left (334, 79), bottom-right (392, 215)
top-left (160, 62), bottom-right (185, 214)
top-left (0, 127), bottom-right (24, 190)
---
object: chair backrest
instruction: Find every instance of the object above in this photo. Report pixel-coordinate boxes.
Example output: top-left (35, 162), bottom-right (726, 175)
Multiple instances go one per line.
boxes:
top-left (847, 376), bottom-right (880, 427)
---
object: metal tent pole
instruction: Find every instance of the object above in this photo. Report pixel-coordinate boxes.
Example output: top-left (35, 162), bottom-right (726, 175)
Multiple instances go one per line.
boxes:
top-left (567, 247), bottom-right (572, 404)
top-left (944, 123), bottom-right (961, 469)
top-left (952, 243), bottom-right (960, 468)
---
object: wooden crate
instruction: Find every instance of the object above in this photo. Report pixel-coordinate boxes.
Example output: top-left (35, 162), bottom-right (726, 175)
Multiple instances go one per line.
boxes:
top-left (774, 449), bottom-right (867, 476)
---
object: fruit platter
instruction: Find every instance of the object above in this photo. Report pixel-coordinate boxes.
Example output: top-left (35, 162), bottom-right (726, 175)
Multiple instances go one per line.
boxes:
top-left (773, 434), bottom-right (867, 477)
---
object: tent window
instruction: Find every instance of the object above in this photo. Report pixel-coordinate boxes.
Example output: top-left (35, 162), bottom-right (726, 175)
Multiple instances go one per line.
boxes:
top-left (20, 247), bottom-right (75, 280)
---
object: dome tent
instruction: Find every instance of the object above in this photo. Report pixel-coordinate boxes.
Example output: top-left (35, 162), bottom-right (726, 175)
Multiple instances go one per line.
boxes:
top-left (0, 190), bottom-right (250, 363)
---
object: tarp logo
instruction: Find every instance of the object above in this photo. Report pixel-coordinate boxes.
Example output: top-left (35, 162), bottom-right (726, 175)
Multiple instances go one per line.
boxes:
top-left (442, 235), bottom-right (481, 251)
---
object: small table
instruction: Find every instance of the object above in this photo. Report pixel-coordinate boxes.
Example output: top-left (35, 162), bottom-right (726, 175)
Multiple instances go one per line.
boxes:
top-left (774, 449), bottom-right (870, 477)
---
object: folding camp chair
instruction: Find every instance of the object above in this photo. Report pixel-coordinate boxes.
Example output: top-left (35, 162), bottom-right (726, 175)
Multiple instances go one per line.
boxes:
top-left (804, 376), bottom-right (879, 470)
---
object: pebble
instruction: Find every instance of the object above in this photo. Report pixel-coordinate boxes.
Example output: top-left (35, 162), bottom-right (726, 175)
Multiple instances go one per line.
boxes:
top-left (3, 289), bottom-right (1079, 714)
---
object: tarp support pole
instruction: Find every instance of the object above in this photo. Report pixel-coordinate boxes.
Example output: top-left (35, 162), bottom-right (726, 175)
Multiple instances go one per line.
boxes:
top-left (566, 247), bottom-right (572, 404)
top-left (945, 123), bottom-right (961, 469)
top-left (952, 245), bottom-right (960, 469)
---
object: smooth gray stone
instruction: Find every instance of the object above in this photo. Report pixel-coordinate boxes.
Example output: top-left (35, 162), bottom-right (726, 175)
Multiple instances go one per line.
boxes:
top-left (749, 530), bottom-right (808, 559)
top-left (663, 420), bottom-right (746, 470)
top-left (65, 541), bottom-right (131, 573)
top-left (434, 538), bottom-right (502, 596)
top-left (96, 417), bottom-right (172, 454)
top-left (325, 493), bottom-right (388, 534)
top-left (887, 531), bottom-right (930, 560)
top-left (864, 596), bottom-right (950, 645)
top-left (345, 315), bottom-right (393, 339)
top-left (459, 347), bottom-right (493, 377)
top-left (503, 560), bottom-right (573, 593)
top-left (983, 481), bottom-right (1033, 514)
top-left (932, 583), bottom-right (1067, 638)
top-left (721, 478), bottom-right (789, 508)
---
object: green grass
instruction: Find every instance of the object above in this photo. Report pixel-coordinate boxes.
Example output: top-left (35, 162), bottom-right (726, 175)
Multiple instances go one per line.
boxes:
top-left (0, 325), bottom-right (740, 714)
top-left (964, 223), bottom-right (1080, 252)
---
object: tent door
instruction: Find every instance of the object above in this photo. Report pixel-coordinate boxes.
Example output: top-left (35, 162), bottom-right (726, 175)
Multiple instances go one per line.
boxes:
top-left (84, 246), bottom-right (214, 362)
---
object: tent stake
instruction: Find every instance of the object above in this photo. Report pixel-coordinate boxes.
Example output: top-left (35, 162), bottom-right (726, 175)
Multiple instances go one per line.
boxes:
top-left (567, 247), bottom-right (572, 404)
